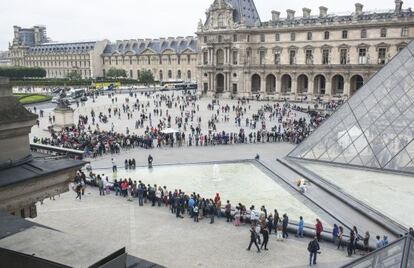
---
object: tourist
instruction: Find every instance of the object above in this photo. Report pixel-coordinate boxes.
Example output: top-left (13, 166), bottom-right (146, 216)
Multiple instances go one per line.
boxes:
top-left (337, 226), bottom-right (345, 250)
top-left (383, 236), bottom-right (389, 246)
top-left (148, 154), bottom-right (153, 168)
top-left (408, 227), bottom-right (414, 237)
top-left (98, 177), bottom-right (104, 196)
top-left (260, 225), bottom-right (269, 251)
top-left (273, 209), bottom-right (279, 234)
top-left (282, 214), bottom-right (289, 238)
top-left (225, 200), bottom-right (232, 222)
top-left (315, 219), bottom-right (323, 242)
top-left (234, 206), bottom-right (241, 226)
top-left (352, 226), bottom-right (360, 254)
top-left (276, 218), bottom-right (283, 241)
top-left (296, 216), bottom-right (304, 238)
top-left (376, 235), bottom-right (384, 249)
top-left (347, 230), bottom-right (355, 256)
top-left (332, 224), bottom-right (339, 243)
top-left (307, 236), bottom-right (320, 266)
top-left (193, 204), bottom-right (199, 222)
top-left (247, 225), bottom-right (261, 253)
top-left (111, 158), bottom-right (117, 173)
top-left (363, 231), bottom-right (370, 254)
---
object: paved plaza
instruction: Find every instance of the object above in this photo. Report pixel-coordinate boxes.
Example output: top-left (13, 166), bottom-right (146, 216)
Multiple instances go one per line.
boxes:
top-left (31, 187), bottom-right (355, 268)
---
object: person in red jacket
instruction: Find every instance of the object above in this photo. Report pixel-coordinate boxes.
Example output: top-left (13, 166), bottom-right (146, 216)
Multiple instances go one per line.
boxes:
top-left (315, 218), bottom-right (323, 242)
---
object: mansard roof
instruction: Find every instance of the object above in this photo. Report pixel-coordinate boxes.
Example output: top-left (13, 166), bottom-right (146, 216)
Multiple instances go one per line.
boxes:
top-left (27, 41), bottom-right (97, 54)
top-left (102, 37), bottom-right (198, 56)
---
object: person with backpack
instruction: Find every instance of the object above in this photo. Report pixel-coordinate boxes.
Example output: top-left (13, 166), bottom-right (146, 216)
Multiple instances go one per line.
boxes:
top-left (308, 236), bottom-right (320, 266)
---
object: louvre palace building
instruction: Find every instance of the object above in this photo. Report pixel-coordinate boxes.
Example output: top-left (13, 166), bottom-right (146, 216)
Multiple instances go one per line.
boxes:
top-left (8, 0), bottom-right (414, 99)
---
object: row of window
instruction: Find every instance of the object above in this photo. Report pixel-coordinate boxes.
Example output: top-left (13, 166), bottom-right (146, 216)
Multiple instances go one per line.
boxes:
top-left (47, 69), bottom-right (91, 77)
top-left (205, 27), bottom-right (409, 43)
top-left (104, 55), bottom-right (194, 66)
top-left (102, 69), bottom-right (192, 80)
top-left (28, 60), bottom-right (90, 68)
top-left (204, 46), bottom-right (395, 66)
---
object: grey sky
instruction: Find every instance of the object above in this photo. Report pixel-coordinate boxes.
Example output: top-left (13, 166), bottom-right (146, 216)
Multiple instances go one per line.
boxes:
top-left (1, 0), bottom-right (413, 50)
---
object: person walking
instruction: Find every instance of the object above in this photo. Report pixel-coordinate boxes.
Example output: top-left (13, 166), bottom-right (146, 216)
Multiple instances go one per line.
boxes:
top-left (260, 226), bottom-right (269, 251)
top-left (337, 226), bottom-right (345, 250)
top-left (282, 214), bottom-right (289, 239)
top-left (247, 225), bottom-right (261, 253)
top-left (315, 219), bottom-right (323, 242)
top-left (307, 236), bottom-right (320, 266)
top-left (111, 158), bottom-right (117, 173)
top-left (225, 200), bottom-right (232, 222)
top-left (296, 216), bottom-right (304, 238)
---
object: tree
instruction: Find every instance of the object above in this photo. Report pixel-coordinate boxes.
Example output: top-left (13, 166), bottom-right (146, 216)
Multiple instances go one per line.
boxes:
top-left (106, 68), bottom-right (127, 78)
top-left (138, 69), bottom-right (154, 86)
top-left (66, 70), bottom-right (82, 80)
top-left (0, 67), bottom-right (46, 78)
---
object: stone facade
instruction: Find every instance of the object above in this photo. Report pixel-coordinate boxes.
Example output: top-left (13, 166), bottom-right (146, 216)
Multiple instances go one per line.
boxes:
top-left (197, 0), bottom-right (414, 99)
top-left (8, 0), bottom-right (414, 99)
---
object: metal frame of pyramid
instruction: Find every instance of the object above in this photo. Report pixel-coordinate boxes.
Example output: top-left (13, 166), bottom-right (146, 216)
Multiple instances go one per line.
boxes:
top-left (288, 40), bottom-right (414, 174)
top-left (341, 235), bottom-right (414, 268)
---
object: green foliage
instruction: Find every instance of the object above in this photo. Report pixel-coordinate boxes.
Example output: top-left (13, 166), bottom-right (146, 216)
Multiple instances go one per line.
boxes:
top-left (66, 70), bottom-right (82, 80)
top-left (0, 67), bottom-right (46, 78)
top-left (106, 68), bottom-right (127, 78)
top-left (138, 69), bottom-right (154, 85)
top-left (15, 94), bottom-right (52, 104)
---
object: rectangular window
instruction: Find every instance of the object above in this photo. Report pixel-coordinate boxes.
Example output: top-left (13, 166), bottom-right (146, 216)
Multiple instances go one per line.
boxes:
top-left (358, 48), bottom-right (367, 64)
top-left (247, 35), bottom-right (250, 42)
top-left (380, 28), bottom-right (387, 38)
top-left (305, 50), bottom-right (313, 65)
top-left (232, 51), bottom-right (238, 65)
top-left (232, 83), bottom-right (238, 94)
top-left (342, 30), bottom-right (348, 39)
top-left (307, 32), bottom-right (312, 41)
top-left (401, 27), bottom-right (409, 37)
top-left (275, 33), bottom-right (280, 41)
top-left (290, 32), bottom-right (296, 41)
top-left (233, 34), bottom-right (237, 42)
top-left (203, 52), bottom-right (208, 65)
top-left (361, 29), bottom-right (367, 39)
top-left (204, 36), bottom-right (207, 43)
top-left (259, 50), bottom-right (265, 65)
top-left (340, 49), bottom-right (348, 65)
top-left (274, 51), bottom-right (281, 65)
top-left (177, 55), bottom-right (181, 65)
top-left (322, 49), bottom-right (329, 65)
top-left (324, 31), bottom-right (330, 40)
top-left (260, 34), bottom-right (265, 42)
top-left (289, 50), bottom-right (296, 65)
top-left (378, 48), bottom-right (387, 64)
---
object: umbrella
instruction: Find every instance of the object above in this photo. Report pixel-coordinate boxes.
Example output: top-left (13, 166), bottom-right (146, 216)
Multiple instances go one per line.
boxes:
top-left (161, 128), bottom-right (179, 134)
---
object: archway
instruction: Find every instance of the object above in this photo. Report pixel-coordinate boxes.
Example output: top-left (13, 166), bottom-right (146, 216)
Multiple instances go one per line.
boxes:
top-left (266, 74), bottom-right (276, 93)
top-left (332, 74), bottom-right (345, 95)
top-left (281, 74), bottom-right (292, 93)
top-left (350, 75), bottom-right (364, 95)
top-left (314, 75), bottom-right (326, 95)
top-left (251, 74), bottom-right (261, 93)
top-left (216, 73), bottom-right (224, 93)
top-left (297, 74), bottom-right (309, 94)
top-left (216, 49), bottom-right (224, 65)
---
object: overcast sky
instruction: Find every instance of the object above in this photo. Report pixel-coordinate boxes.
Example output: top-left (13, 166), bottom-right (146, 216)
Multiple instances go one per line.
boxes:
top-left (1, 0), bottom-right (413, 50)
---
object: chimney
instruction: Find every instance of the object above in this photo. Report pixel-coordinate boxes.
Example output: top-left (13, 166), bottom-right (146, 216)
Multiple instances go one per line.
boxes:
top-left (395, 0), bottom-right (403, 13)
top-left (302, 8), bottom-right (311, 18)
top-left (286, 9), bottom-right (296, 20)
top-left (319, 6), bottom-right (328, 18)
top-left (271, 10), bottom-right (280, 21)
top-left (355, 3), bottom-right (364, 15)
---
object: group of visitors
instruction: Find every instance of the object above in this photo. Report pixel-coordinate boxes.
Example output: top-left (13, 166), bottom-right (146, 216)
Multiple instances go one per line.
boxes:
top-left (31, 90), bottom-right (330, 157)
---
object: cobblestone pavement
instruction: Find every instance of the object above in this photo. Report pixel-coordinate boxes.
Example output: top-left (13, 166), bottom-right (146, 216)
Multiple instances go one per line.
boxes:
top-left (31, 188), bottom-right (356, 268)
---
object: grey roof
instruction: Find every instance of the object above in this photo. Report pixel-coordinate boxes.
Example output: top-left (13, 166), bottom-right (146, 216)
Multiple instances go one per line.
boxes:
top-left (0, 155), bottom-right (85, 188)
top-left (205, 0), bottom-right (261, 27)
top-left (27, 41), bottom-right (97, 54)
top-left (102, 37), bottom-right (197, 56)
top-left (262, 9), bottom-right (414, 28)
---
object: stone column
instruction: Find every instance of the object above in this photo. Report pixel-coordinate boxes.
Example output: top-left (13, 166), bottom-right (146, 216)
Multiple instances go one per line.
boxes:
top-left (308, 75), bottom-right (314, 99)
top-left (325, 75), bottom-right (332, 100)
top-left (275, 74), bottom-right (282, 96)
top-left (344, 75), bottom-right (351, 98)
top-left (260, 75), bottom-right (266, 95)
top-left (291, 74), bottom-right (297, 98)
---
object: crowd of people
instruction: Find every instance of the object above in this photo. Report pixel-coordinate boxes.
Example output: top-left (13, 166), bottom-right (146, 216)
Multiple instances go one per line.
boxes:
top-left (32, 90), bottom-right (331, 158)
top-left (68, 165), bottom-right (412, 266)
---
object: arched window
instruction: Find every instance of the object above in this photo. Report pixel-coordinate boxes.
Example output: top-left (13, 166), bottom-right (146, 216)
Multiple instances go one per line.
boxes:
top-left (159, 70), bottom-right (163, 81)
top-left (177, 70), bottom-right (181, 79)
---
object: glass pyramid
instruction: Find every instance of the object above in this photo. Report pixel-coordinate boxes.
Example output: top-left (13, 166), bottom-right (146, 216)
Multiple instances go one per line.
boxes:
top-left (289, 41), bottom-right (414, 174)
top-left (342, 235), bottom-right (414, 268)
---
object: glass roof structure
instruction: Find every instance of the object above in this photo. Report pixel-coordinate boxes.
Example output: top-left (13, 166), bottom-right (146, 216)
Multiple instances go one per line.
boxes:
top-left (341, 235), bottom-right (414, 268)
top-left (289, 40), bottom-right (414, 174)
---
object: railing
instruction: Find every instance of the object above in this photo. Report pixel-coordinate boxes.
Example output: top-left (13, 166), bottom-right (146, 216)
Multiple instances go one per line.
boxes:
top-left (30, 143), bottom-right (84, 160)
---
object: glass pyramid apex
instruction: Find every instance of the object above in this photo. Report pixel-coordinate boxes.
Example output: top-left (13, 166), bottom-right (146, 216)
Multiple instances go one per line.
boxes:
top-left (288, 41), bottom-right (414, 174)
